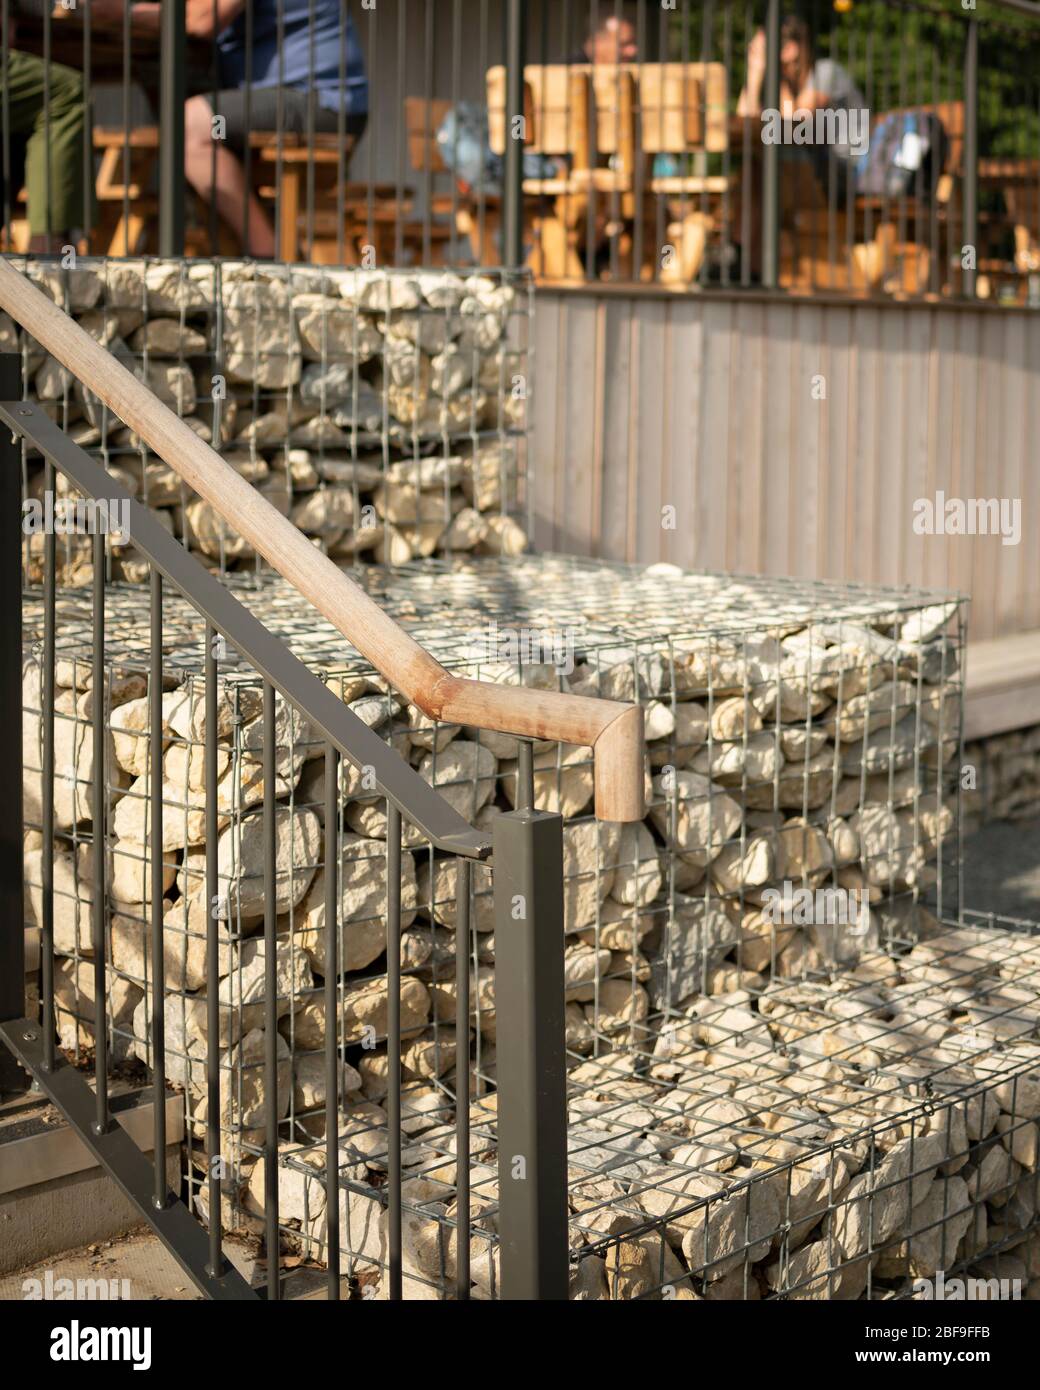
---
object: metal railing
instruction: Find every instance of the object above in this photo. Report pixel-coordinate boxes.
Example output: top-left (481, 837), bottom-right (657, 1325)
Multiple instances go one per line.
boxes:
top-left (2, 1), bottom-right (1038, 301)
top-left (0, 260), bottom-right (643, 1298)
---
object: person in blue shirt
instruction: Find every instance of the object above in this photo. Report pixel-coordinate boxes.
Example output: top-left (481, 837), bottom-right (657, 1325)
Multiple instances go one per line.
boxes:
top-left (185, 0), bottom-right (367, 256)
top-left (100, 0), bottom-right (365, 257)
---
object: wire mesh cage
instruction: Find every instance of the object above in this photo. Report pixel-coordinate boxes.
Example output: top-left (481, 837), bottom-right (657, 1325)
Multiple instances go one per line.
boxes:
top-left (18, 551), bottom-right (1004, 1299)
top-left (12, 256), bottom-right (532, 583)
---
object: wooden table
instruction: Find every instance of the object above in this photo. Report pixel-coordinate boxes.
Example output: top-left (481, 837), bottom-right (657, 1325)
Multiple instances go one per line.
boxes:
top-left (486, 61), bottom-right (729, 283)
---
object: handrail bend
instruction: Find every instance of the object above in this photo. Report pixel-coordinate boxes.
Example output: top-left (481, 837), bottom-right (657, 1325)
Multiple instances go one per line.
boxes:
top-left (0, 257), bottom-right (645, 821)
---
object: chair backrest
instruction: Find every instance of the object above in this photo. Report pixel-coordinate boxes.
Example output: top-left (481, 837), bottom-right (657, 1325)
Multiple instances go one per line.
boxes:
top-left (873, 100), bottom-right (965, 177)
top-left (486, 62), bottom-right (728, 158)
top-left (405, 96), bottom-right (455, 173)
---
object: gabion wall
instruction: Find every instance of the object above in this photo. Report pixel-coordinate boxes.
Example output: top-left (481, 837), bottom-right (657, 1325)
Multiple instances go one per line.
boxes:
top-left (10, 256), bottom-right (531, 582)
top-left (19, 555), bottom-right (996, 1297)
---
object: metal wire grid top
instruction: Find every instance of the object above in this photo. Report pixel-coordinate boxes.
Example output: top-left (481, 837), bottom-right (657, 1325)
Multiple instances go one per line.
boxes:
top-left (22, 554), bottom-right (964, 681)
top-left (261, 908), bottom-right (1039, 1300)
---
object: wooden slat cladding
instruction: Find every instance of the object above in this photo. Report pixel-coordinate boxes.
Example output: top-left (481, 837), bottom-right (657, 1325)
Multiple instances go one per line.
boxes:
top-left (532, 290), bottom-right (1040, 643)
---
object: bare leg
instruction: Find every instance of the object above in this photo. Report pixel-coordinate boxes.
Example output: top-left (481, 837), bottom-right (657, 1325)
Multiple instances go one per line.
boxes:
top-left (184, 94), bottom-right (275, 258)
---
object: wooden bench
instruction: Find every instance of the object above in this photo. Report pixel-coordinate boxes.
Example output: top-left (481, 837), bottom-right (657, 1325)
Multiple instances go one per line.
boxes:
top-left (93, 125), bottom-right (367, 261)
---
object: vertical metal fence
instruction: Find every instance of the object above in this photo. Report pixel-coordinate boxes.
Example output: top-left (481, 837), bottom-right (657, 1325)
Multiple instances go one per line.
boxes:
top-left (1, 1), bottom-right (1038, 301)
top-left (0, 342), bottom-right (575, 1299)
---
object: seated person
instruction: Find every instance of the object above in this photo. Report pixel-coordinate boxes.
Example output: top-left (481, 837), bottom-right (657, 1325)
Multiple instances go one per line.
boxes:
top-left (106, 0), bottom-right (367, 258)
top-left (0, 9), bottom-right (88, 252)
top-left (739, 14), bottom-right (865, 172)
top-left (186, 0), bottom-right (367, 257)
top-left (579, 11), bottom-right (638, 65)
top-left (735, 13), bottom-right (866, 275)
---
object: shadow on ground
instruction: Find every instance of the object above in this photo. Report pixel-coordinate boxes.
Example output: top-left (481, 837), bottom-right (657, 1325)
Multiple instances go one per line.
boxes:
top-left (962, 817), bottom-right (1040, 921)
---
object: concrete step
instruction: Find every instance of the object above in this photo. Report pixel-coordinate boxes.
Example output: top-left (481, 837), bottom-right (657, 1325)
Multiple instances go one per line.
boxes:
top-left (0, 1084), bottom-right (183, 1276)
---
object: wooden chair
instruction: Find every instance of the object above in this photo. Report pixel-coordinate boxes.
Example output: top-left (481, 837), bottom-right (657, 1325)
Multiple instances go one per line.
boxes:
top-left (486, 62), bottom-right (727, 283)
top-left (92, 126), bottom-right (160, 256)
top-left (248, 131), bottom-right (360, 262)
top-left (403, 96), bottom-right (503, 266)
top-left (851, 100), bottom-right (965, 296)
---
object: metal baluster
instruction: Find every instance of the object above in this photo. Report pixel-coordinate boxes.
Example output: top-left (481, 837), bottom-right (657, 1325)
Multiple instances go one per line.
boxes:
top-left (336, 2), bottom-right (347, 265)
top-left (394, 0), bottom-right (406, 266)
top-left (761, 0), bottom-right (781, 289)
top-left (0, 358), bottom-right (25, 1095)
top-left (1, 0), bottom-right (10, 244)
top-left (243, 0), bottom-right (254, 254)
top-left (263, 682), bottom-right (279, 1299)
top-left (324, 743), bottom-right (340, 1299)
top-left (306, 0), bottom-right (316, 260)
top-left (517, 738), bottom-right (534, 811)
top-left (42, 0), bottom-right (51, 247)
top-left (150, 568), bottom-right (167, 1206)
top-left (82, 0), bottom-right (91, 245)
top-left (159, 0), bottom-right (186, 255)
top-left (205, 624), bottom-right (225, 1277)
top-left (41, 455), bottom-right (56, 1071)
top-left (454, 857), bottom-right (471, 1300)
top-left (493, 805), bottom-right (567, 1300)
top-left (963, 15), bottom-right (979, 300)
top-left (503, 0), bottom-right (527, 270)
top-left (91, 530), bottom-right (109, 1134)
top-left (386, 799), bottom-right (402, 1300)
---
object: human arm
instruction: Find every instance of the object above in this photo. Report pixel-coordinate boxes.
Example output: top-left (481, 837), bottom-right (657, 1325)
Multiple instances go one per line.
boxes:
top-left (86, 0), bottom-right (245, 41)
top-left (736, 28), bottom-right (766, 117)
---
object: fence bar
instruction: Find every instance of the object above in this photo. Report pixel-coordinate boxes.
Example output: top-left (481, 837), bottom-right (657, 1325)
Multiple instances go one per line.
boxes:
top-left (502, 0), bottom-right (528, 270)
top-left (263, 682), bottom-right (280, 1299)
top-left (516, 739), bottom-right (534, 812)
top-left (963, 17), bottom-right (979, 300)
top-left (91, 530), bottom-right (109, 1133)
top-left (493, 807), bottom-right (567, 1300)
top-left (150, 568), bottom-right (167, 1206)
top-left (158, 0), bottom-right (187, 256)
top-left (761, 0), bottom-right (781, 289)
top-left (0, 354), bottom-right (24, 1093)
top-left (40, 452), bottom-right (55, 1073)
top-left (386, 799), bottom-right (403, 1300)
top-left (454, 856), bottom-right (471, 1300)
top-left (204, 624), bottom-right (225, 1278)
top-left (324, 742), bottom-right (340, 1299)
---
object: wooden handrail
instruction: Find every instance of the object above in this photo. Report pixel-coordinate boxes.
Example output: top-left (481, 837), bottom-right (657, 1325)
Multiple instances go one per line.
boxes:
top-left (0, 258), bottom-right (644, 821)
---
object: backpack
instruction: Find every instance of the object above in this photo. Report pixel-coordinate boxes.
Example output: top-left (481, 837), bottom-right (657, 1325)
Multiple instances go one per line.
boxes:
top-left (435, 102), bottom-right (559, 197)
top-left (854, 111), bottom-right (948, 200)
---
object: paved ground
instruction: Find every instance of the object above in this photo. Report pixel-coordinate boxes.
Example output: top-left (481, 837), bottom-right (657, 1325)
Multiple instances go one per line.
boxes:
top-left (0, 1230), bottom-right (344, 1301)
top-left (962, 816), bottom-right (1040, 921)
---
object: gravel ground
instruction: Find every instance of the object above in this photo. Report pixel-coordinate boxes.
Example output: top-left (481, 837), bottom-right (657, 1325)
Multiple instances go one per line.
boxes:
top-left (962, 817), bottom-right (1040, 921)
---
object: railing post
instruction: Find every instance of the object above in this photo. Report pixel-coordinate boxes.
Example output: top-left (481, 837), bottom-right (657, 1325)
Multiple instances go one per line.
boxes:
top-left (159, 0), bottom-right (186, 256)
top-left (761, 0), bottom-right (781, 290)
top-left (962, 16), bottom-right (979, 300)
top-left (0, 351), bottom-right (26, 1094)
top-left (502, 0), bottom-right (528, 269)
top-left (493, 807), bottom-right (568, 1300)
